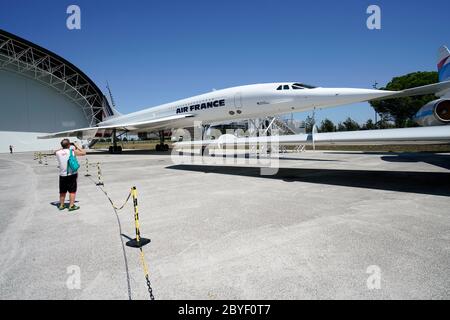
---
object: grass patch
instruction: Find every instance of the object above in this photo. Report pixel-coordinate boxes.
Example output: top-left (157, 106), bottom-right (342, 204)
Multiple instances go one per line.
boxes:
top-left (92, 140), bottom-right (170, 150)
top-left (304, 144), bottom-right (450, 153)
top-left (92, 140), bottom-right (450, 153)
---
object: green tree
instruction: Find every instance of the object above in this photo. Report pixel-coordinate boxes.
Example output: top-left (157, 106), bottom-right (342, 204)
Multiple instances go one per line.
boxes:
top-left (404, 118), bottom-right (420, 128)
top-left (304, 115), bottom-right (315, 133)
top-left (342, 117), bottom-right (360, 131)
top-left (319, 118), bottom-right (336, 132)
top-left (369, 71), bottom-right (438, 128)
top-left (375, 114), bottom-right (394, 129)
top-left (362, 119), bottom-right (376, 130)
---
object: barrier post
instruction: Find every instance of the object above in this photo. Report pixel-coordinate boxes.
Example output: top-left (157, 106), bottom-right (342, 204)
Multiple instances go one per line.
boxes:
top-left (85, 158), bottom-right (91, 177)
top-left (96, 162), bottom-right (104, 186)
top-left (126, 186), bottom-right (151, 248)
top-left (38, 152), bottom-right (42, 164)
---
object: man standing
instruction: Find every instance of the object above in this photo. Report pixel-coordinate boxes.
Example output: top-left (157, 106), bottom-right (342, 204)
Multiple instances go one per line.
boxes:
top-left (9, 145), bottom-right (13, 154)
top-left (55, 139), bottom-right (86, 211)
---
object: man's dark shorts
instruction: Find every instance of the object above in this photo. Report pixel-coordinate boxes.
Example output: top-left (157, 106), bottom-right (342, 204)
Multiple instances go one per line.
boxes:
top-left (59, 173), bottom-right (78, 194)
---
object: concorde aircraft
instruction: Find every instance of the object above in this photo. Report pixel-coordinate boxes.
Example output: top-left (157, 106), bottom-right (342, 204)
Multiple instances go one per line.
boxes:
top-left (40, 46), bottom-right (450, 152)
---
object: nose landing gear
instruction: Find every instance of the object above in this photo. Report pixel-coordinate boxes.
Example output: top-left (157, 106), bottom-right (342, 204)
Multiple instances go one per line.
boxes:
top-left (155, 130), bottom-right (169, 151)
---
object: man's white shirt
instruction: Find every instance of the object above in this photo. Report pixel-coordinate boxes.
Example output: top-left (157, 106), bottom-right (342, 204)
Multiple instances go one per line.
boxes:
top-left (56, 146), bottom-right (76, 176)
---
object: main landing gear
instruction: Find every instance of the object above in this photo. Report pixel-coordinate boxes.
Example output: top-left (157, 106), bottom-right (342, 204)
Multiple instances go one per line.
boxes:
top-left (108, 145), bottom-right (122, 153)
top-left (108, 128), bottom-right (123, 154)
top-left (155, 144), bottom-right (169, 151)
top-left (155, 130), bottom-right (169, 151)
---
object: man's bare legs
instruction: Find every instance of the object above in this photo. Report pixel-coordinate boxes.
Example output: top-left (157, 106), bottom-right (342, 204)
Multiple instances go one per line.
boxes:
top-left (60, 193), bottom-right (66, 207)
top-left (69, 192), bottom-right (76, 208)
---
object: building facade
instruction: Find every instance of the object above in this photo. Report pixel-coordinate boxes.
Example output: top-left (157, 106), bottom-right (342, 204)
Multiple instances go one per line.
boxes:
top-left (0, 29), bottom-right (112, 153)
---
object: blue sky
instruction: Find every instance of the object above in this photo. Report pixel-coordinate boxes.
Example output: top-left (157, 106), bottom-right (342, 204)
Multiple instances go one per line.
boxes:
top-left (1, 0), bottom-right (449, 124)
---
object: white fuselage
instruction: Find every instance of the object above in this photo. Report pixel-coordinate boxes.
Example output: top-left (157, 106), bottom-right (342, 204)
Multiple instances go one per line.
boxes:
top-left (99, 83), bottom-right (394, 131)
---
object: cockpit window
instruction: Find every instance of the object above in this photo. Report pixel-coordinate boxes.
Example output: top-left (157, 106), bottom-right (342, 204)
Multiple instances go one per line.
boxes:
top-left (293, 83), bottom-right (317, 89)
top-left (279, 84), bottom-right (308, 90)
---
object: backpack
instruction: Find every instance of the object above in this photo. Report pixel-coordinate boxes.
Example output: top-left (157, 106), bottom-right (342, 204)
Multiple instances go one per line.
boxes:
top-left (67, 148), bottom-right (80, 174)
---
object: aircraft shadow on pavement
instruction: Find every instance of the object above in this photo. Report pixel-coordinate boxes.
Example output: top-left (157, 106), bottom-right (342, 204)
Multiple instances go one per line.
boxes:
top-left (166, 164), bottom-right (450, 197)
top-left (323, 152), bottom-right (450, 170)
top-left (324, 151), bottom-right (402, 156)
top-left (278, 156), bottom-right (340, 162)
top-left (380, 153), bottom-right (450, 170)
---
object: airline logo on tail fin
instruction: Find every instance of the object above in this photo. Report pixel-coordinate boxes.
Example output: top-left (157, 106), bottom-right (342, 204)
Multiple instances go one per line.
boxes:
top-left (438, 45), bottom-right (450, 82)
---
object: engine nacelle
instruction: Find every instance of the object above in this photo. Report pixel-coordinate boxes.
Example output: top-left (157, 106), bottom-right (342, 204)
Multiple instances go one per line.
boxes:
top-left (414, 99), bottom-right (450, 126)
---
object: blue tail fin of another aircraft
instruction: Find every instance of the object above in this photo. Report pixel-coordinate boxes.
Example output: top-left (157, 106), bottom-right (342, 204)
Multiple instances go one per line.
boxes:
top-left (438, 45), bottom-right (450, 82)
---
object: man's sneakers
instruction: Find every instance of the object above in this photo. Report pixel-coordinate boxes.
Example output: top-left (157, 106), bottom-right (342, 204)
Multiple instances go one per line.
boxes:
top-left (68, 205), bottom-right (80, 212)
top-left (58, 204), bottom-right (80, 211)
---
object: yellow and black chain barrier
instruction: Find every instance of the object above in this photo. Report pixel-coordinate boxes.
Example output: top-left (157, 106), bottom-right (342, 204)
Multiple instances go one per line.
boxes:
top-left (35, 152), bottom-right (52, 165)
top-left (105, 186), bottom-right (154, 300)
top-left (96, 162), bottom-right (104, 186)
top-left (85, 158), bottom-right (91, 177)
top-left (108, 190), bottom-right (132, 211)
top-left (40, 155), bottom-right (155, 299)
top-left (87, 163), bottom-right (155, 300)
top-left (131, 187), bottom-right (155, 300)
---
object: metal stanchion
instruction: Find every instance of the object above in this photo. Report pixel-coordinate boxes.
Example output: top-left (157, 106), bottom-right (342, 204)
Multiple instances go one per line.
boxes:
top-left (126, 186), bottom-right (150, 248)
top-left (85, 158), bottom-right (91, 177)
top-left (96, 162), bottom-right (104, 186)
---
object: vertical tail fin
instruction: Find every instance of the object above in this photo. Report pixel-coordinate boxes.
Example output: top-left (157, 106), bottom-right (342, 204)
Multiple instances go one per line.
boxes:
top-left (438, 45), bottom-right (450, 82)
top-left (104, 82), bottom-right (122, 120)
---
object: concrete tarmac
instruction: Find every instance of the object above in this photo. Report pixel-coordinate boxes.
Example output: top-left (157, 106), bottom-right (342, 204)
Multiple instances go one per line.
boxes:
top-left (0, 150), bottom-right (449, 299)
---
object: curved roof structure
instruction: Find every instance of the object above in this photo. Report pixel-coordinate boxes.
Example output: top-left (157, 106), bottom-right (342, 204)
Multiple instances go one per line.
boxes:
top-left (0, 29), bottom-right (112, 126)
